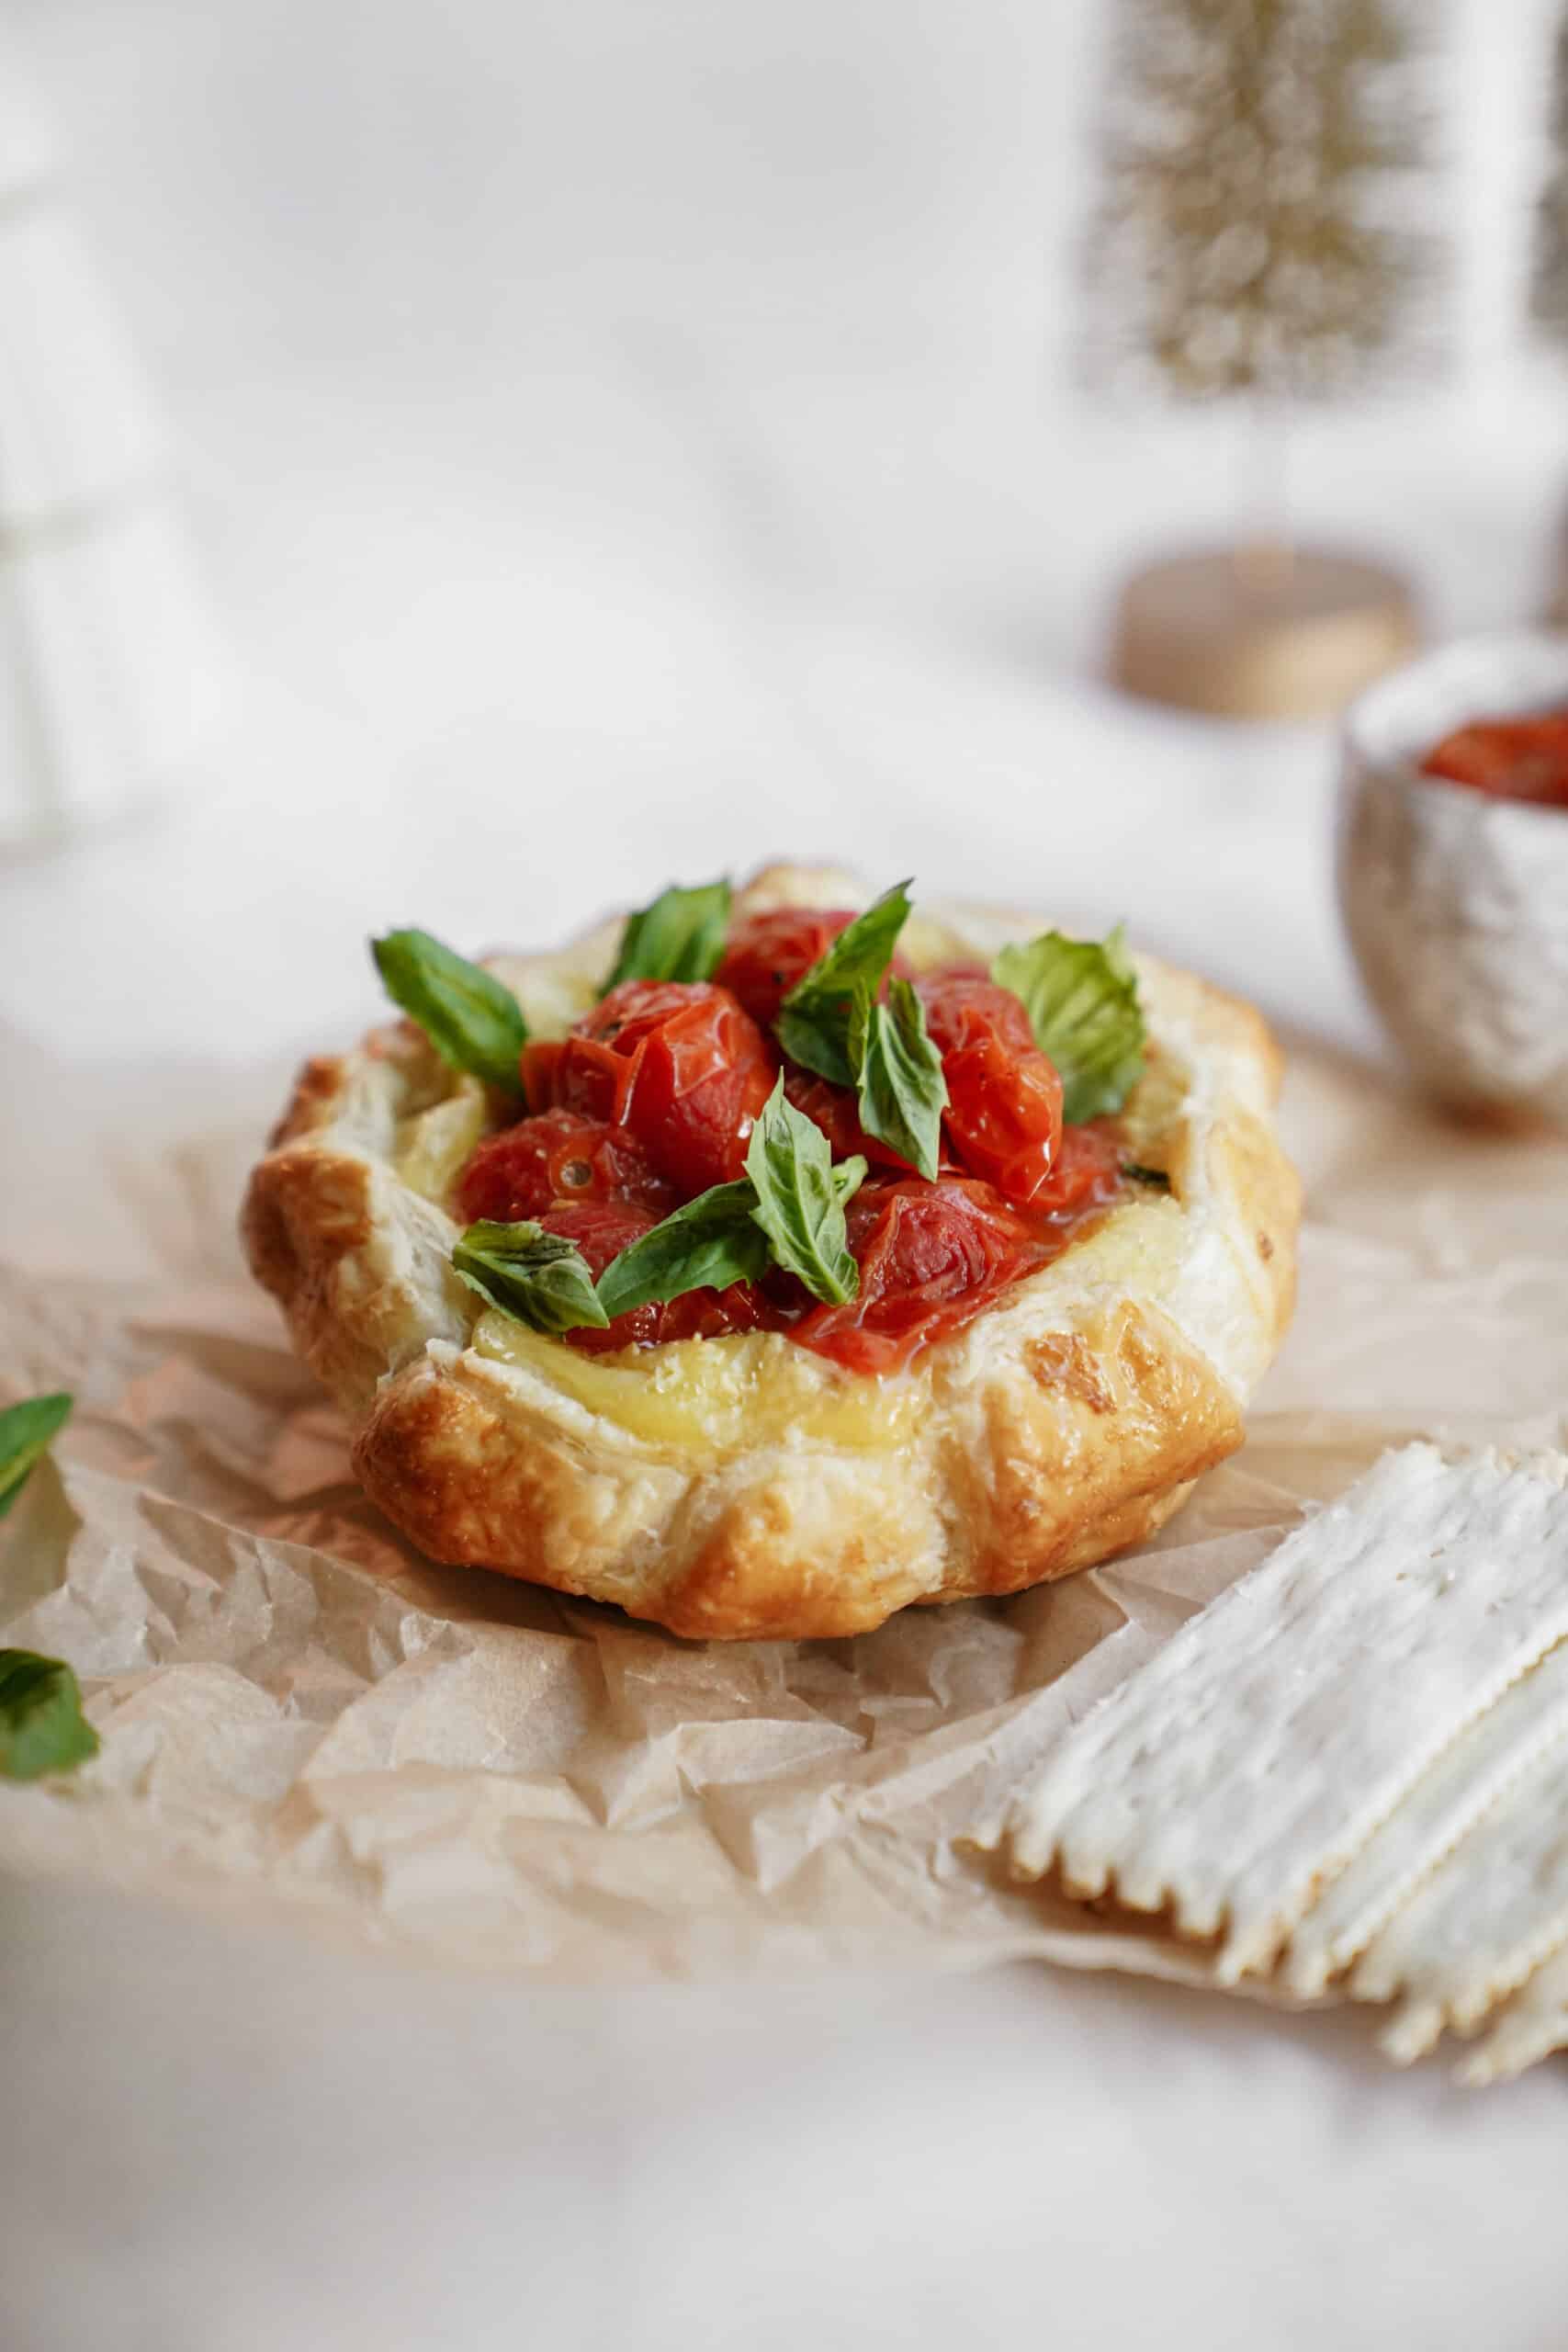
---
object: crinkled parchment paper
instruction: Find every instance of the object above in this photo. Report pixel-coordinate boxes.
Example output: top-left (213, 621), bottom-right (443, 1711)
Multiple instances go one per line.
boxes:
top-left (4, 1023), bottom-right (1567, 1987)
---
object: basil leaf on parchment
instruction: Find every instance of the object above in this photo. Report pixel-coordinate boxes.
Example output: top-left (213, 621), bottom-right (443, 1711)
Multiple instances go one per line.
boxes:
top-left (0, 1392), bottom-right (73, 1521)
top-left (593, 1183), bottom-right (771, 1322)
top-left (991, 925), bottom-right (1145, 1125)
top-left (372, 930), bottom-right (527, 1093)
top-left (851, 976), bottom-right (948, 1182)
top-left (775, 880), bottom-right (914, 1087)
top-left (745, 1077), bottom-right (863, 1306)
top-left (453, 1221), bottom-right (609, 1335)
top-left (0, 1650), bottom-right (98, 1781)
top-left (602, 879), bottom-right (733, 995)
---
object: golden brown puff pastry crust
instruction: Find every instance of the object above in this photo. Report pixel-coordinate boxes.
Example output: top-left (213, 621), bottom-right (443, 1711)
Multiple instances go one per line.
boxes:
top-left (242, 866), bottom-right (1299, 1638)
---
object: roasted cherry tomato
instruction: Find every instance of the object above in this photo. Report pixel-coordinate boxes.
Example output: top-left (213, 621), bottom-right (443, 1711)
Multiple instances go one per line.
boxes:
top-left (526, 979), bottom-right (775, 1197)
top-left (783, 1069), bottom-right (898, 1171)
top-left (1030, 1121), bottom-right (1124, 1219)
top-left (1421, 711), bottom-right (1568, 808)
top-left (715, 907), bottom-right (915, 1031)
top-left (715, 908), bottom-right (861, 1030)
top-left (536, 1198), bottom-right (774, 1355)
top-left (917, 971), bottom-right (1064, 1204)
top-left (521, 1036), bottom-right (603, 1120)
top-left (793, 1175), bottom-right (1055, 1374)
top-left (782, 1068), bottom-right (964, 1177)
top-left (654, 1283), bottom-right (779, 1343)
top-left (536, 1199), bottom-right (663, 1353)
top-left (455, 1109), bottom-right (677, 1227)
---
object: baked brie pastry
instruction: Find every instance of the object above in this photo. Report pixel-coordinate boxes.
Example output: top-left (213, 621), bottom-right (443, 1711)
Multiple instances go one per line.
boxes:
top-left (243, 865), bottom-right (1299, 1638)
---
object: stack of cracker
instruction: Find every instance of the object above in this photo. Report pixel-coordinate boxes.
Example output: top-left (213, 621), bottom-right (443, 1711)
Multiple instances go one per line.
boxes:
top-left (992, 1444), bottom-right (1568, 2086)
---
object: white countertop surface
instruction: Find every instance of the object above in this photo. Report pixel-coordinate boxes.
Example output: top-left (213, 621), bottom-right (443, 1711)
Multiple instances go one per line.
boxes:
top-left (6, 3), bottom-right (1568, 2346)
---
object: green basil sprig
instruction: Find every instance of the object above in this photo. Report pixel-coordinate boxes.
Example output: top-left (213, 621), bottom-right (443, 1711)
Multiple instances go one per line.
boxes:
top-left (603, 879), bottom-right (733, 995)
top-left (590, 1083), bottom-right (867, 1318)
top-left (772, 879), bottom-right (948, 1174)
top-left (0, 1392), bottom-right (73, 1521)
top-left (775, 880), bottom-right (913, 1087)
top-left (456, 1081), bottom-right (868, 1336)
top-left (453, 1222), bottom-right (610, 1335)
top-left (850, 977), bottom-right (948, 1182)
top-left (594, 1182), bottom-right (771, 1320)
top-left (745, 1077), bottom-right (863, 1304)
top-left (991, 925), bottom-right (1145, 1125)
top-left (0, 1650), bottom-right (99, 1781)
top-left (372, 929), bottom-right (528, 1093)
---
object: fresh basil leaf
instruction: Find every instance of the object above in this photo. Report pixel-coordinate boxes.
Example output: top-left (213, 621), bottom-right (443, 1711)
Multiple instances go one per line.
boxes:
top-left (776, 880), bottom-right (914, 1086)
top-left (744, 1077), bottom-right (862, 1306)
top-left (852, 976), bottom-right (948, 1182)
top-left (831, 1157), bottom-right (868, 1210)
top-left (1103, 924), bottom-right (1137, 984)
top-left (594, 1182), bottom-right (771, 1321)
top-left (0, 1649), bottom-right (98, 1781)
top-left (372, 929), bottom-right (527, 1093)
top-left (1122, 1161), bottom-right (1170, 1192)
top-left (604, 879), bottom-right (732, 994)
top-left (0, 1392), bottom-right (73, 1521)
top-left (453, 1221), bottom-right (609, 1334)
top-left (991, 925), bottom-right (1146, 1125)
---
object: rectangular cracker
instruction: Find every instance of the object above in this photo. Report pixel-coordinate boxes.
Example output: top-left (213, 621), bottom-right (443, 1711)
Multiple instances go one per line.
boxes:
top-left (1281, 1634), bottom-right (1568, 1997)
top-left (1000, 1445), bottom-right (1568, 1984)
top-left (1353, 1745), bottom-right (1568, 2062)
top-left (1454, 1945), bottom-right (1568, 2087)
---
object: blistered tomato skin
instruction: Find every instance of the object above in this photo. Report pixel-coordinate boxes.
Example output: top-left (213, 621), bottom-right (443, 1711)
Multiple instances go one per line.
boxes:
top-left (529, 980), bottom-right (776, 1197)
top-left (715, 908), bottom-right (915, 1030)
top-left (782, 1068), bottom-right (965, 1179)
top-left (655, 1282), bottom-right (781, 1343)
top-left (521, 1035), bottom-right (630, 1125)
top-left (918, 974), bottom-right (1034, 1059)
top-left (918, 972), bottom-right (1064, 1204)
top-left (535, 1200), bottom-right (663, 1351)
top-left (784, 1069), bottom-right (903, 1171)
top-left (1027, 1122), bottom-right (1124, 1219)
top-left (455, 1110), bottom-right (677, 1227)
top-left (794, 1176), bottom-right (1060, 1374)
top-left (715, 909), bottom-right (860, 1030)
top-left (536, 1198), bottom-right (776, 1355)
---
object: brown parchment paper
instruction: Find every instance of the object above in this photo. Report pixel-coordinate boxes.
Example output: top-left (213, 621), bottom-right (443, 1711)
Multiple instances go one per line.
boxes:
top-left (4, 1024), bottom-right (1568, 1988)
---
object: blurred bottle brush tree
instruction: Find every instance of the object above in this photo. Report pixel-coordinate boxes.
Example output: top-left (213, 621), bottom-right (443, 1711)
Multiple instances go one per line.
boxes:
top-left (1086, 0), bottom-right (1438, 423)
top-left (1089, 0), bottom-right (1438, 718)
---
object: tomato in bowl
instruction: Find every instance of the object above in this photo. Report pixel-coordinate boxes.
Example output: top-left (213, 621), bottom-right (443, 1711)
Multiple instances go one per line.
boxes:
top-left (1337, 634), bottom-right (1568, 1127)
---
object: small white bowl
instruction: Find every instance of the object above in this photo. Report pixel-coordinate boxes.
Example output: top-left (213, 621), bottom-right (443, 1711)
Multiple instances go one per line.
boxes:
top-left (1337, 632), bottom-right (1568, 1127)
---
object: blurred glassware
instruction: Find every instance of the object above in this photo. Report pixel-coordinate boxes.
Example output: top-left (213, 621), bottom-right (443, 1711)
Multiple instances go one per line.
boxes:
top-left (0, 34), bottom-right (229, 854)
top-left (1337, 633), bottom-right (1568, 1129)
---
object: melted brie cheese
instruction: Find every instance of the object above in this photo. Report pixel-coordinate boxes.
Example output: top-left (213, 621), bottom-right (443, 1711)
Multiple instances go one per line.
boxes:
top-left (471, 1314), bottom-right (922, 1459)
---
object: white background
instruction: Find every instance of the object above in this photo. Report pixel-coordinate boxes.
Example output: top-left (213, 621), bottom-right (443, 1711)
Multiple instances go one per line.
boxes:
top-left (5, 4), bottom-right (1568, 2346)
top-left (2, 0), bottom-right (1565, 1072)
